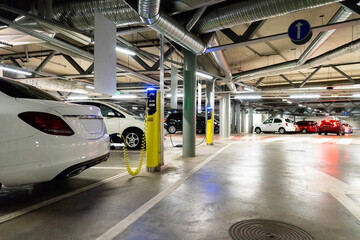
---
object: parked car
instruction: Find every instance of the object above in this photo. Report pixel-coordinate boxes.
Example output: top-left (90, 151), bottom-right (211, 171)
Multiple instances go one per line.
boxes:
top-left (254, 118), bottom-right (296, 134)
top-left (296, 121), bottom-right (318, 133)
top-left (0, 77), bottom-right (110, 187)
top-left (71, 100), bottom-right (144, 149)
top-left (318, 120), bottom-right (345, 135)
top-left (341, 123), bottom-right (353, 134)
top-left (164, 112), bottom-right (219, 134)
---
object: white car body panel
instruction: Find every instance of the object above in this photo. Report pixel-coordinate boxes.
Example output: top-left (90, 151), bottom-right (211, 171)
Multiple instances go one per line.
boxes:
top-left (0, 79), bottom-right (110, 186)
top-left (254, 118), bottom-right (296, 133)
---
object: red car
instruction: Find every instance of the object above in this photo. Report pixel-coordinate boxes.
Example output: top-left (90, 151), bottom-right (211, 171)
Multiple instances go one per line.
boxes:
top-left (318, 120), bottom-right (345, 135)
top-left (296, 121), bottom-right (318, 133)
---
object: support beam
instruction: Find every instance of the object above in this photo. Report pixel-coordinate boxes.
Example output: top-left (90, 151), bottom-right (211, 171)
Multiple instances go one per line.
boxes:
top-left (253, 77), bottom-right (265, 87)
top-left (235, 102), bottom-right (241, 134)
top-left (85, 63), bottom-right (94, 74)
top-left (340, 0), bottom-right (360, 16)
top-left (9, 57), bottom-right (21, 68)
top-left (32, 52), bottom-right (55, 77)
top-left (183, 49), bottom-right (197, 157)
top-left (241, 20), bottom-right (266, 41)
top-left (220, 29), bottom-right (241, 43)
top-left (62, 54), bottom-right (85, 74)
top-left (299, 66), bottom-right (323, 88)
top-left (248, 106), bottom-right (254, 133)
top-left (330, 64), bottom-right (356, 84)
top-left (280, 74), bottom-right (296, 88)
top-left (186, 6), bottom-right (207, 31)
top-left (117, 26), bottom-right (150, 36)
top-left (131, 55), bottom-right (151, 71)
top-left (240, 107), bottom-right (245, 133)
top-left (231, 101), bottom-right (236, 133)
top-left (150, 47), bottom-right (175, 70)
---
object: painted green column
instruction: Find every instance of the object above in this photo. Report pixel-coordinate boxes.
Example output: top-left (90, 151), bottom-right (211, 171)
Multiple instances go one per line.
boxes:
top-left (183, 49), bottom-right (196, 157)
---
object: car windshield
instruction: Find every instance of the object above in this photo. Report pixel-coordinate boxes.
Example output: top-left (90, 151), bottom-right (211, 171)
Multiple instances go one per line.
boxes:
top-left (107, 102), bottom-right (136, 116)
top-left (0, 78), bottom-right (60, 101)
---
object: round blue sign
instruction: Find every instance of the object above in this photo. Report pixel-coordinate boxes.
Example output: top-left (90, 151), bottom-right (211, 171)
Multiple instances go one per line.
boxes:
top-left (288, 19), bottom-right (312, 45)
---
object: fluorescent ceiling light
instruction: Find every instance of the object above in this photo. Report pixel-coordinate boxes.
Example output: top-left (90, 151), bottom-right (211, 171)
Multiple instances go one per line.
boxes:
top-left (86, 85), bottom-right (94, 89)
top-left (308, 107), bottom-right (312, 109)
top-left (0, 66), bottom-right (31, 76)
top-left (290, 94), bottom-right (321, 99)
top-left (334, 84), bottom-right (360, 90)
top-left (234, 95), bottom-right (262, 99)
top-left (116, 47), bottom-right (136, 56)
top-left (68, 96), bottom-right (89, 100)
top-left (112, 94), bottom-right (137, 99)
top-left (298, 104), bottom-right (303, 107)
top-left (244, 87), bottom-right (254, 92)
top-left (287, 101), bottom-right (292, 104)
top-left (352, 94), bottom-right (360, 97)
top-left (166, 93), bottom-right (184, 98)
top-left (196, 71), bottom-right (213, 79)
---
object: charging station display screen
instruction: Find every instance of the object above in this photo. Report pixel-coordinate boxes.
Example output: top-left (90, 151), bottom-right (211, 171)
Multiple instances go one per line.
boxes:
top-left (147, 90), bottom-right (157, 115)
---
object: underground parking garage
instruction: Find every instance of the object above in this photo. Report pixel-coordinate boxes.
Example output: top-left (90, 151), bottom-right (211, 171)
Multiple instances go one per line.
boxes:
top-left (1, 0), bottom-right (360, 239)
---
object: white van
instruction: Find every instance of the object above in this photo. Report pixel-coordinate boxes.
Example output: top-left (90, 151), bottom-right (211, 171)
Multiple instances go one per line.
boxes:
top-left (254, 118), bottom-right (296, 134)
top-left (71, 100), bottom-right (145, 149)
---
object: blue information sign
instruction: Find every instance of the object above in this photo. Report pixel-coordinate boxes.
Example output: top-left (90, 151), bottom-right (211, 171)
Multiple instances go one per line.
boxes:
top-left (288, 19), bottom-right (312, 45)
top-left (344, 111), bottom-right (349, 116)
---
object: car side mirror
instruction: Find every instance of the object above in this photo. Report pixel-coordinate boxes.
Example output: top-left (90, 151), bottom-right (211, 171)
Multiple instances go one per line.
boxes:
top-left (106, 112), bottom-right (116, 118)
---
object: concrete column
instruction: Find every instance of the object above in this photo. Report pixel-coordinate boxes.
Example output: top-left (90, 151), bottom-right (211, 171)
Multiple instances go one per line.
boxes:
top-left (240, 108), bottom-right (245, 133)
top-left (220, 93), bottom-right (231, 138)
top-left (182, 50), bottom-right (196, 157)
top-left (248, 106), bottom-right (254, 133)
top-left (231, 101), bottom-right (236, 133)
top-left (293, 115), bottom-right (296, 122)
top-left (280, 110), bottom-right (284, 118)
top-left (235, 102), bottom-right (241, 133)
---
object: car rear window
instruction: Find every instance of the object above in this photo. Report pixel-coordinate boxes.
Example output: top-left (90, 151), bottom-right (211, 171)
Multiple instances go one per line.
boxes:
top-left (274, 118), bottom-right (282, 123)
top-left (285, 119), bottom-right (293, 123)
top-left (0, 78), bottom-right (59, 101)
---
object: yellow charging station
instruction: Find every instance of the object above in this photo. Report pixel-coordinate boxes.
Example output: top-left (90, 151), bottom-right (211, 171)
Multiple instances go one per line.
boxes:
top-left (146, 88), bottom-right (161, 172)
top-left (206, 106), bottom-right (214, 145)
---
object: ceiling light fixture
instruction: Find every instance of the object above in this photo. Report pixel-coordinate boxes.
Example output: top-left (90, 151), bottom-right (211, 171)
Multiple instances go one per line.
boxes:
top-left (298, 104), bottom-right (303, 107)
top-left (166, 93), bottom-right (184, 98)
top-left (112, 94), bottom-right (137, 99)
top-left (86, 85), bottom-right (94, 89)
top-left (196, 71), bottom-right (213, 79)
top-left (68, 96), bottom-right (89, 100)
top-left (0, 66), bottom-right (31, 76)
top-left (116, 46), bottom-right (136, 56)
top-left (290, 94), bottom-right (321, 99)
top-left (352, 94), bottom-right (360, 97)
top-left (244, 87), bottom-right (254, 92)
top-left (234, 95), bottom-right (262, 99)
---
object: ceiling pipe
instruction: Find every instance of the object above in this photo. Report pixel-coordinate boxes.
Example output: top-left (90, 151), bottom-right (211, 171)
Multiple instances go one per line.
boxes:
top-left (138, 0), bottom-right (206, 54)
top-left (164, 0), bottom-right (227, 14)
top-left (193, 0), bottom-right (344, 34)
top-left (234, 38), bottom-right (360, 83)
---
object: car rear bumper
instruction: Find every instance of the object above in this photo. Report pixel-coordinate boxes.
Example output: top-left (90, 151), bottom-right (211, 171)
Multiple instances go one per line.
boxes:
top-left (0, 133), bottom-right (110, 186)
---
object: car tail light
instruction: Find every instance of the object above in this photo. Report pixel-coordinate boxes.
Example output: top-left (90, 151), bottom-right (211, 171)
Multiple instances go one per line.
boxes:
top-left (286, 123), bottom-right (288, 126)
top-left (18, 112), bottom-right (74, 136)
top-left (333, 122), bottom-right (337, 126)
top-left (164, 119), bottom-right (167, 122)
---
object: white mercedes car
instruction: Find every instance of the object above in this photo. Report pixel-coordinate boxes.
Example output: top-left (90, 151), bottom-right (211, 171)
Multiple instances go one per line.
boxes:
top-left (0, 77), bottom-right (110, 187)
top-left (254, 118), bottom-right (296, 134)
top-left (71, 100), bottom-right (145, 150)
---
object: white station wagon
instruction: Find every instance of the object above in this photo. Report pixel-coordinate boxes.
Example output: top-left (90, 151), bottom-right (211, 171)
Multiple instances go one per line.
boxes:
top-left (71, 100), bottom-right (145, 150)
top-left (254, 118), bottom-right (296, 134)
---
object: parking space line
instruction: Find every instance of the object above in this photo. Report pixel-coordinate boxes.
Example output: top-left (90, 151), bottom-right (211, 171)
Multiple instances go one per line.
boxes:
top-left (0, 172), bottom-right (129, 224)
top-left (336, 138), bottom-right (352, 145)
top-left (92, 167), bottom-right (127, 170)
top-left (96, 143), bottom-right (233, 240)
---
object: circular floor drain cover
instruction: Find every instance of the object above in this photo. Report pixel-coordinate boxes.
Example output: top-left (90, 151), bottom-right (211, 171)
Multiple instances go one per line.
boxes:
top-left (229, 219), bottom-right (313, 240)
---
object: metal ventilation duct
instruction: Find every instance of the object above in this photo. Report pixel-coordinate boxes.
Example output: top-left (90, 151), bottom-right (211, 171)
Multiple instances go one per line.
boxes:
top-left (138, 0), bottom-right (206, 54)
top-left (51, 0), bottom-right (140, 31)
top-left (164, 0), bottom-right (227, 14)
top-left (193, 0), bottom-right (344, 34)
top-left (234, 38), bottom-right (360, 83)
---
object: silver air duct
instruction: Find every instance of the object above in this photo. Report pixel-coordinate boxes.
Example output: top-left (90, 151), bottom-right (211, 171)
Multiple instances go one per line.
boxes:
top-left (194, 0), bottom-right (344, 34)
top-left (52, 0), bottom-right (140, 31)
top-left (165, 0), bottom-right (227, 14)
top-left (138, 0), bottom-right (206, 54)
top-left (235, 38), bottom-right (360, 83)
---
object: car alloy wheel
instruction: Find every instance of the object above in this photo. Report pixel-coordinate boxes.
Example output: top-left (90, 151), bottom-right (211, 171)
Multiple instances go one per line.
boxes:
top-left (302, 129), bottom-right (307, 134)
top-left (279, 128), bottom-right (285, 134)
top-left (255, 128), bottom-right (261, 134)
top-left (168, 125), bottom-right (177, 134)
top-left (125, 131), bottom-right (141, 149)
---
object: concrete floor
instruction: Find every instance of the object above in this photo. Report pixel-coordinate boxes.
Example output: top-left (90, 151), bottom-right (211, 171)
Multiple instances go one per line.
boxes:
top-left (1, 133), bottom-right (360, 239)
